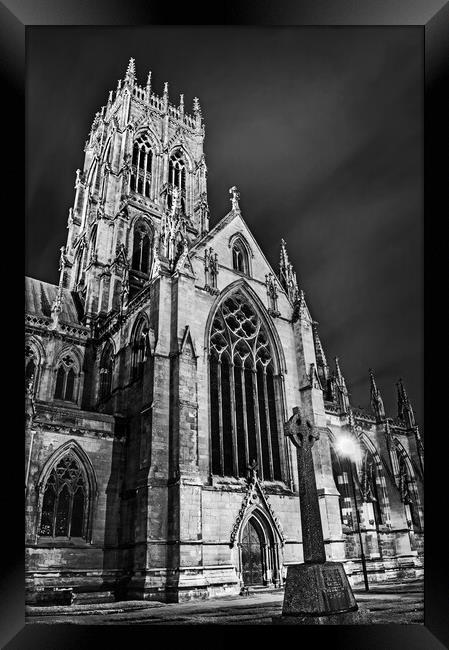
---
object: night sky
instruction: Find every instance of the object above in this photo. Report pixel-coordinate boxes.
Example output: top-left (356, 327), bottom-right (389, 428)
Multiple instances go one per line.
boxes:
top-left (26, 26), bottom-right (423, 426)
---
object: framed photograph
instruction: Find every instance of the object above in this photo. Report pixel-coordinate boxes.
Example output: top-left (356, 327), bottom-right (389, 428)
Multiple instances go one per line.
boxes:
top-left (2, 1), bottom-right (447, 648)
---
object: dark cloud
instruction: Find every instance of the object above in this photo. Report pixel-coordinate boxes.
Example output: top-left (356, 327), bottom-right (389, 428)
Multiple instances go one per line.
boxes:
top-left (26, 26), bottom-right (423, 425)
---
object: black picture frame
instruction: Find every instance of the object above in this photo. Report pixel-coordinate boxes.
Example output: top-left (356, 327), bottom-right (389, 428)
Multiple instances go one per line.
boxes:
top-left (3, 1), bottom-right (447, 648)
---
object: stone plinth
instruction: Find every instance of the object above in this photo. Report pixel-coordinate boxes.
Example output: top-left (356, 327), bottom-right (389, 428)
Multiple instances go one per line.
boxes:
top-left (282, 561), bottom-right (358, 617)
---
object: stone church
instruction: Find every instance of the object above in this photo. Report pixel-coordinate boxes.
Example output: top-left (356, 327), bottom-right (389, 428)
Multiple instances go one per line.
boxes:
top-left (25, 59), bottom-right (424, 605)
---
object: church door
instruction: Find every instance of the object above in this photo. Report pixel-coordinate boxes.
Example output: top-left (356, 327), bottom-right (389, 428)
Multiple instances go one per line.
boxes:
top-left (241, 519), bottom-right (264, 586)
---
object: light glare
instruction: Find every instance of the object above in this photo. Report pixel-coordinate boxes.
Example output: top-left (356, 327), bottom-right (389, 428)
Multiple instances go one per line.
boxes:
top-left (334, 434), bottom-right (362, 462)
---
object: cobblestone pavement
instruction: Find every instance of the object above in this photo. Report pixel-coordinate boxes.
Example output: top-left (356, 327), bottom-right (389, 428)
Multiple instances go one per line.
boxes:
top-left (25, 580), bottom-right (424, 625)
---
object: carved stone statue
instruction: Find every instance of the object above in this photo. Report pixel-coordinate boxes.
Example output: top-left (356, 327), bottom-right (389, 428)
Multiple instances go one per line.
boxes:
top-left (229, 185), bottom-right (240, 212)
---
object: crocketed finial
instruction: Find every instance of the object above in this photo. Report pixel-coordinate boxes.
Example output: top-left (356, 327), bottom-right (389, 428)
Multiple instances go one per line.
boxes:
top-left (125, 57), bottom-right (136, 82)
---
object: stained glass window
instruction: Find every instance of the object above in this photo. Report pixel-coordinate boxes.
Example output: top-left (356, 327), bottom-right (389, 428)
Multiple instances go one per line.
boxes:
top-left (209, 291), bottom-right (283, 480)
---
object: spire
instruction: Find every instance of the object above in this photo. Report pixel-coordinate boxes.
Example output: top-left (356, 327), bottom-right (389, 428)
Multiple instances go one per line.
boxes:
top-left (179, 93), bottom-right (184, 117)
top-left (312, 321), bottom-right (329, 386)
top-left (229, 185), bottom-right (241, 213)
top-left (279, 239), bottom-right (299, 304)
top-left (125, 57), bottom-right (136, 84)
top-left (369, 368), bottom-right (385, 421)
top-left (146, 70), bottom-right (152, 94)
top-left (396, 378), bottom-right (416, 428)
top-left (334, 357), bottom-right (350, 413)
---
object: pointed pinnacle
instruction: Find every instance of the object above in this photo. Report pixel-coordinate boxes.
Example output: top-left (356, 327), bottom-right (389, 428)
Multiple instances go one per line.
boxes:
top-left (126, 57), bottom-right (136, 79)
top-left (146, 71), bottom-right (152, 87)
top-left (280, 238), bottom-right (289, 266)
top-left (335, 357), bottom-right (344, 381)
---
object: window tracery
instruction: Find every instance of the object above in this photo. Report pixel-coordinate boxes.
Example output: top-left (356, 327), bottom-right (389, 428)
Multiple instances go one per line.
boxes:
top-left (131, 219), bottom-right (153, 275)
top-left (398, 453), bottom-right (420, 529)
top-left (131, 317), bottom-right (150, 381)
top-left (54, 355), bottom-right (77, 402)
top-left (359, 448), bottom-right (383, 526)
top-left (231, 239), bottom-right (249, 275)
top-left (168, 149), bottom-right (187, 213)
top-left (39, 453), bottom-right (88, 539)
top-left (131, 133), bottom-right (153, 197)
top-left (209, 291), bottom-right (282, 480)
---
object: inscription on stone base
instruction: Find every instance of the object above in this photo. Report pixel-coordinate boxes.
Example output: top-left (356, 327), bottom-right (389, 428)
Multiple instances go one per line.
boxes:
top-left (282, 562), bottom-right (358, 617)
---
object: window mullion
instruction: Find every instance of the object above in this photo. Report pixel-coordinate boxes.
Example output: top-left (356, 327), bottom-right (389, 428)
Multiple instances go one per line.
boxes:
top-left (262, 368), bottom-right (274, 480)
top-left (136, 147), bottom-right (141, 191)
top-left (217, 359), bottom-right (224, 475)
top-left (67, 488), bottom-right (74, 538)
top-left (143, 151), bottom-right (148, 196)
top-left (53, 489), bottom-right (60, 537)
top-left (273, 374), bottom-right (287, 482)
top-left (251, 365), bottom-right (264, 481)
top-left (139, 236), bottom-right (143, 271)
top-left (241, 365), bottom-right (249, 473)
top-left (229, 358), bottom-right (239, 477)
top-left (63, 369), bottom-right (68, 401)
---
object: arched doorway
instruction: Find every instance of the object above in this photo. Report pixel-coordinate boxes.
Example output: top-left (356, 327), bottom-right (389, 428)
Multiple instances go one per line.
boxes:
top-left (238, 512), bottom-right (282, 588)
top-left (241, 518), bottom-right (264, 586)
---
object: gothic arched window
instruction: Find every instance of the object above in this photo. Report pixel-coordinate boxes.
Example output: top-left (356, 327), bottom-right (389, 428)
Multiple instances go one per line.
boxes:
top-left (131, 219), bottom-right (153, 275)
top-left (131, 133), bottom-right (153, 197)
top-left (398, 453), bottom-right (420, 530)
top-left (39, 452), bottom-right (89, 539)
top-left (209, 291), bottom-right (283, 481)
top-left (232, 240), bottom-right (249, 275)
top-left (330, 445), bottom-right (354, 528)
top-left (99, 341), bottom-right (114, 401)
top-left (131, 316), bottom-right (150, 381)
top-left (359, 448), bottom-right (383, 527)
top-left (54, 355), bottom-right (77, 402)
top-left (168, 149), bottom-right (187, 213)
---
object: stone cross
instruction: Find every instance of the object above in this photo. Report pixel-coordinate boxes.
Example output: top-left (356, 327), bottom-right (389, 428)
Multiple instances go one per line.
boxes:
top-left (284, 406), bottom-right (325, 564)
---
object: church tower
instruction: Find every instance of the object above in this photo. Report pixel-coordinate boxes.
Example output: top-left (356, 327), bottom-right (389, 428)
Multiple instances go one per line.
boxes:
top-left (63, 58), bottom-right (209, 324)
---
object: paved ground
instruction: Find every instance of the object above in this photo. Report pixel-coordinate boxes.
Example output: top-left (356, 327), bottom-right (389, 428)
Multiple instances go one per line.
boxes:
top-left (25, 579), bottom-right (424, 625)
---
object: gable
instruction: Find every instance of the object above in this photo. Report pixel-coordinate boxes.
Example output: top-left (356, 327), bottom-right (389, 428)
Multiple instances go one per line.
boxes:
top-left (190, 211), bottom-right (283, 289)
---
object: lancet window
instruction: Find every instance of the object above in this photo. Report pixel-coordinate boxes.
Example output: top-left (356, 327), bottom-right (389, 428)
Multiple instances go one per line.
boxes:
top-left (131, 133), bottom-right (153, 197)
top-left (209, 291), bottom-right (283, 481)
top-left (232, 240), bottom-right (249, 275)
top-left (99, 341), bottom-right (114, 401)
top-left (330, 445), bottom-right (355, 528)
top-left (131, 219), bottom-right (153, 275)
top-left (359, 448), bottom-right (383, 527)
top-left (131, 316), bottom-right (150, 381)
top-left (54, 355), bottom-right (77, 402)
top-left (168, 149), bottom-right (187, 213)
top-left (398, 453), bottom-right (420, 530)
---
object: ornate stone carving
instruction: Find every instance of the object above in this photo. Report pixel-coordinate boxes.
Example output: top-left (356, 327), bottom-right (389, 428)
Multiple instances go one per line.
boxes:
top-left (204, 247), bottom-right (219, 290)
top-left (229, 465), bottom-right (285, 548)
top-left (284, 406), bottom-right (320, 449)
top-left (229, 185), bottom-right (241, 213)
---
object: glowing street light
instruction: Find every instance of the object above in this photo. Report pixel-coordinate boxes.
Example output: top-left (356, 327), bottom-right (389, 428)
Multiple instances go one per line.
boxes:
top-left (334, 432), bottom-right (370, 592)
